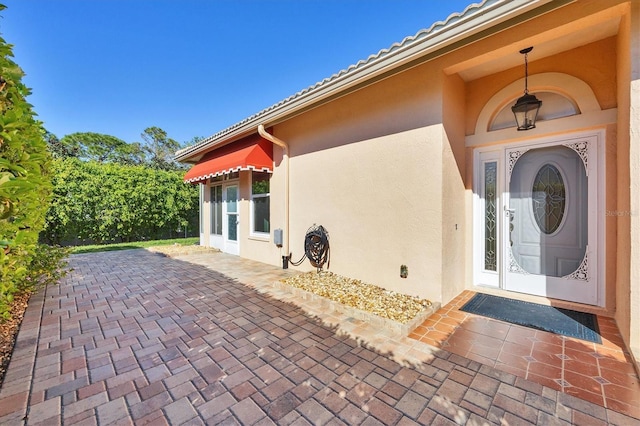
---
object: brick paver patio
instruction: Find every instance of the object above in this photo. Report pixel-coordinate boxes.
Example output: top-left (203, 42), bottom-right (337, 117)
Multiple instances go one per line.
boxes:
top-left (0, 249), bottom-right (636, 425)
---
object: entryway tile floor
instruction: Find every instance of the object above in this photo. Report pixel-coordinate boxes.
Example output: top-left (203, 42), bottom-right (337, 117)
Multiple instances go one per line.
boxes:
top-left (409, 290), bottom-right (640, 420)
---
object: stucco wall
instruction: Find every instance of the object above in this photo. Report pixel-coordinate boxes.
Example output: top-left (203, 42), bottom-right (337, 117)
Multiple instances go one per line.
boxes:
top-left (288, 127), bottom-right (444, 301)
top-left (279, 63), bottom-right (443, 154)
top-left (268, 63), bottom-right (450, 302)
top-left (453, 0), bottom-right (627, 137)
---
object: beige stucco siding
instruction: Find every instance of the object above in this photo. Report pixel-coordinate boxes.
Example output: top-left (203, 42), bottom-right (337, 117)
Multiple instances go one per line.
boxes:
top-left (266, 63), bottom-right (450, 301)
top-left (285, 126), bottom-right (443, 301)
top-left (279, 63), bottom-right (443, 155)
top-left (238, 57), bottom-right (470, 303)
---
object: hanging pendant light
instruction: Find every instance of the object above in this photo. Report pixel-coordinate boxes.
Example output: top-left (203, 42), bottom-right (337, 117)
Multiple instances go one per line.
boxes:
top-left (512, 47), bottom-right (542, 131)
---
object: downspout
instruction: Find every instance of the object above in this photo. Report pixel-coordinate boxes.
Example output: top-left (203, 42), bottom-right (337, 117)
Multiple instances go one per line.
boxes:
top-left (258, 124), bottom-right (290, 268)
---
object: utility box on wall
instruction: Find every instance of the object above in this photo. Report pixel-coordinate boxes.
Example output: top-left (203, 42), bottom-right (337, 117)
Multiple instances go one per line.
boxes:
top-left (274, 229), bottom-right (283, 247)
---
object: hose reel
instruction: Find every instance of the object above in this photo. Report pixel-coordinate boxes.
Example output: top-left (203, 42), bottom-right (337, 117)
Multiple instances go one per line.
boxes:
top-left (286, 224), bottom-right (330, 272)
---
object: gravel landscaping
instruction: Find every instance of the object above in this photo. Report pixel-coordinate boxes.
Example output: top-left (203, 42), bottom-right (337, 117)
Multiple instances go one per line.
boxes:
top-left (281, 271), bottom-right (432, 324)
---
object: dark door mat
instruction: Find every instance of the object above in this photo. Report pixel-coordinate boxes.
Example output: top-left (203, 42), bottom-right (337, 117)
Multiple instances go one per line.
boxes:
top-left (460, 293), bottom-right (601, 344)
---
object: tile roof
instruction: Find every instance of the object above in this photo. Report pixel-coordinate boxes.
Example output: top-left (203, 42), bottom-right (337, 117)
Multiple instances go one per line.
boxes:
top-left (176, 0), bottom-right (493, 160)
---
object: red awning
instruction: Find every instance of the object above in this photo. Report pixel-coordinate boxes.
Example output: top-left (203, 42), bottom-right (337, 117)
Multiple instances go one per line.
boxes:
top-left (183, 136), bottom-right (273, 183)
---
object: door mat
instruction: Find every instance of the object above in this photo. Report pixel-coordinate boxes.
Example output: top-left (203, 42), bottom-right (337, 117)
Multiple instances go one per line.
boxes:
top-left (460, 293), bottom-right (601, 343)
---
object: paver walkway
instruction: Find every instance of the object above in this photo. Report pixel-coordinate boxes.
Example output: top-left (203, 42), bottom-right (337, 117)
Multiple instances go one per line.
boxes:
top-left (0, 250), bottom-right (636, 425)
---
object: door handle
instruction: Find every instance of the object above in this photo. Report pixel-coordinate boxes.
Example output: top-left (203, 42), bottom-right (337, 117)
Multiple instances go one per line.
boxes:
top-left (504, 206), bottom-right (515, 218)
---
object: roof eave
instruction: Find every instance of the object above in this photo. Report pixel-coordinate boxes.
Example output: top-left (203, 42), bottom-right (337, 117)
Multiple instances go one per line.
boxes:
top-left (176, 0), bottom-right (562, 163)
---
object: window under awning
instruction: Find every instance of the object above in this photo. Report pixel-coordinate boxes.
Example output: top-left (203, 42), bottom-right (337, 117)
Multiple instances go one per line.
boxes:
top-left (183, 136), bottom-right (273, 184)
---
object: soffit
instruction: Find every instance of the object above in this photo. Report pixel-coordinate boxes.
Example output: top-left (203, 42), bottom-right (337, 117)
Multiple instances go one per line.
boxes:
top-left (448, 6), bottom-right (623, 81)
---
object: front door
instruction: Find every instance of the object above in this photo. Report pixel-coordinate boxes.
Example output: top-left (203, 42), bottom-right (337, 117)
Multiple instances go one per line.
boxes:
top-left (475, 134), bottom-right (602, 306)
top-left (505, 142), bottom-right (598, 304)
top-left (223, 184), bottom-right (239, 255)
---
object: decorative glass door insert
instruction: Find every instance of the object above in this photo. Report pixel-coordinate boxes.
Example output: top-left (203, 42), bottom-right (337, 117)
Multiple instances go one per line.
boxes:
top-left (475, 152), bottom-right (501, 288)
top-left (484, 161), bottom-right (498, 272)
top-left (532, 164), bottom-right (566, 235)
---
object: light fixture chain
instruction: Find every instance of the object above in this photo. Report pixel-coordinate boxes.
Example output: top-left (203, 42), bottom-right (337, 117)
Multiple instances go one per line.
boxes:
top-left (524, 52), bottom-right (529, 94)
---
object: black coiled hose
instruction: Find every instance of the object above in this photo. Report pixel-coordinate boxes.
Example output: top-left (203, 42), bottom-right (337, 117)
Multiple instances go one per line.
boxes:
top-left (289, 225), bottom-right (330, 271)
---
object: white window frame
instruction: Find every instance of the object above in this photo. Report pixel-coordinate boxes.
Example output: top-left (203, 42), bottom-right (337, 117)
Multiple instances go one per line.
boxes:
top-left (250, 172), bottom-right (270, 238)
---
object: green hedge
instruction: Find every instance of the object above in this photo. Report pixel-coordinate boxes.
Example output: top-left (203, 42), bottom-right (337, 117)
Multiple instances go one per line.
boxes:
top-left (42, 158), bottom-right (199, 245)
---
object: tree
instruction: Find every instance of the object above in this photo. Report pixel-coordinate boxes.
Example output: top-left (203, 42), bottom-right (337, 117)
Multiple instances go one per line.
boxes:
top-left (59, 132), bottom-right (146, 164)
top-left (140, 126), bottom-right (183, 170)
top-left (50, 127), bottom-right (191, 169)
top-left (187, 135), bottom-right (206, 145)
top-left (45, 130), bottom-right (78, 158)
top-left (111, 141), bottom-right (146, 166)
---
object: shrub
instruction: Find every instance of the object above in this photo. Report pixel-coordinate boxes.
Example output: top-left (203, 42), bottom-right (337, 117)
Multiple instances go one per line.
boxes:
top-left (0, 4), bottom-right (68, 319)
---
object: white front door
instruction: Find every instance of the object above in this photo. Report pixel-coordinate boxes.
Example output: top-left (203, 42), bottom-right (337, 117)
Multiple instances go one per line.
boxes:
top-left (474, 134), bottom-right (602, 306)
top-left (223, 184), bottom-right (239, 255)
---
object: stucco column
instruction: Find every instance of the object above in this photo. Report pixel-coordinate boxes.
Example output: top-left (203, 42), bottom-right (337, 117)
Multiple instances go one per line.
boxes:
top-left (629, 0), bottom-right (640, 370)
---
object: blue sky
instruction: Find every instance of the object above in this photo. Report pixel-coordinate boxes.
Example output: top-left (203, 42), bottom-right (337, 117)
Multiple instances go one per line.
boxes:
top-left (2, 0), bottom-right (473, 146)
